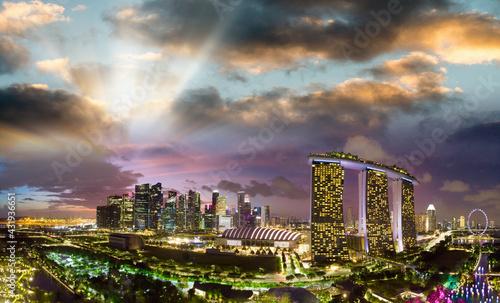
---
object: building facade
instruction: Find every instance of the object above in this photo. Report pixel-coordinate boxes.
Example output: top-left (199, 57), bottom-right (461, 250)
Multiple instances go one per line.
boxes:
top-left (310, 161), bottom-right (349, 262)
top-left (426, 204), bottom-right (436, 232)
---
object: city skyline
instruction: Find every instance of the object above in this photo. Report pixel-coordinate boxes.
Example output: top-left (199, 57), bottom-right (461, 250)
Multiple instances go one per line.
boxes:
top-left (0, 0), bottom-right (499, 223)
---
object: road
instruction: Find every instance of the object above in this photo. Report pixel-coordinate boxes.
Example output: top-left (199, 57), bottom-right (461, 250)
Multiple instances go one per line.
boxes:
top-left (425, 230), bottom-right (453, 251)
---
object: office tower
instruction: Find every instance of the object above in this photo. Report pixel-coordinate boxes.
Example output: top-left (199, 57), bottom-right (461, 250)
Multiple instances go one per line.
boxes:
top-left (134, 184), bottom-right (150, 230)
top-left (244, 194), bottom-right (252, 226)
top-left (392, 178), bottom-right (416, 251)
top-left (107, 195), bottom-right (123, 228)
top-left (490, 221), bottom-right (495, 229)
top-left (347, 206), bottom-right (354, 228)
top-left (310, 161), bottom-right (348, 262)
top-left (264, 205), bottom-right (270, 227)
top-left (194, 191), bottom-right (201, 230)
top-left (176, 194), bottom-right (187, 231)
top-left (163, 191), bottom-right (177, 232)
top-left (204, 205), bottom-right (214, 231)
top-left (212, 190), bottom-right (219, 210)
top-left (426, 204), bottom-right (436, 232)
top-left (216, 194), bottom-right (227, 233)
top-left (96, 206), bottom-right (107, 228)
top-left (460, 216), bottom-right (465, 228)
top-left (122, 193), bottom-right (134, 229)
top-left (237, 191), bottom-right (245, 227)
top-left (415, 213), bottom-right (428, 233)
top-left (452, 218), bottom-right (457, 230)
top-left (149, 183), bottom-right (163, 230)
top-left (360, 169), bottom-right (394, 255)
top-left (253, 206), bottom-right (261, 227)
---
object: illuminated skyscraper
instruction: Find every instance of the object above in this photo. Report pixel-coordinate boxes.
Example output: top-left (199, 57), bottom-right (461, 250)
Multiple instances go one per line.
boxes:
top-left (176, 194), bottom-right (187, 231)
top-left (216, 194), bottom-right (227, 233)
top-left (415, 213), bottom-right (427, 233)
top-left (360, 169), bottom-right (394, 255)
top-left (122, 193), bottom-right (134, 229)
top-left (134, 184), bottom-right (150, 230)
top-left (163, 191), bottom-right (177, 232)
top-left (459, 215), bottom-right (465, 228)
top-left (263, 205), bottom-right (270, 227)
top-left (310, 161), bottom-right (348, 262)
top-left (426, 204), bottom-right (436, 232)
top-left (237, 191), bottom-right (247, 227)
top-left (149, 183), bottom-right (163, 230)
top-left (392, 178), bottom-right (416, 251)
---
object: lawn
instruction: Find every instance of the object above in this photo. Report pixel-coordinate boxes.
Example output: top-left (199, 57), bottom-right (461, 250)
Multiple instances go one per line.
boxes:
top-left (142, 245), bottom-right (279, 273)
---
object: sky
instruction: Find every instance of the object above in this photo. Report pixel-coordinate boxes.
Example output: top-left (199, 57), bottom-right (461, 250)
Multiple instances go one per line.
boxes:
top-left (0, 0), bottom-right (499, 223)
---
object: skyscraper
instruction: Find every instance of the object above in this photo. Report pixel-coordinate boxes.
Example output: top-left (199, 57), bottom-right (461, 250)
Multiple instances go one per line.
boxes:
top-left (216, 194), bottom-right (227, 233)
top-left (237, 191), bottom-right (245, 227)
top-left (163, 191), bottom-right (177, 232)
top-left (264, 205), bottom-right (270, 227)
top-left (426, 204), bottom-right (436, 232)
top-left (415, 213), bottom-right (428, 233)
top-left (176, 194), bottom-right (187, 231)
top-left (212, 190), bottom-right (219, 210)
top-left (134, 184), bottom-right (150, 230)
top-left (360, 169), bottom-right (394, 255)
top-left (459, 215), bottom-right (465, 228)
top-left (392, 178), bottom-right (416, 251)
top-left (149, 183), bottom-right (163, 230)
top-left (122, 193), bottom-right (134, 229)
top-left (310, 161), bottom-right (348, 262)
top-left (107, 195), bottom-right (123, 228)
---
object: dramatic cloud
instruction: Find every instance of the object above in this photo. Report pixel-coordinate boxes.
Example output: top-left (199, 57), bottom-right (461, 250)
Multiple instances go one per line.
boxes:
top-left (440, 180), bottom-right (470, 192)
top-left (464, 184), bottom-right (500, 208)
top-left (0, 0), bottom-right (70, 36)
top-left (217, 176), bottom-right (306, 200)
top-left (0, 84), bottom-right (140, 210)
top-left (343, 135), bottom-right (393, 162)
top-left (0, 36), bottom-right (30, 74)
top-left (103, 0), bottom-right (500, 71)
top-left (36, 57), bottom-right (71, 81)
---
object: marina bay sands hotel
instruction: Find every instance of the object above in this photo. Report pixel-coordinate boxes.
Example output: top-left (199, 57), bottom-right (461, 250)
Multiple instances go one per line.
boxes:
top-left (308, 152), bottom-right (418, 262)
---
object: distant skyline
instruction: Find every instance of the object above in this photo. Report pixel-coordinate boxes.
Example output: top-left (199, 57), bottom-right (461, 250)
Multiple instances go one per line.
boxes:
top-left (0, 0), bottom-right (499, 222)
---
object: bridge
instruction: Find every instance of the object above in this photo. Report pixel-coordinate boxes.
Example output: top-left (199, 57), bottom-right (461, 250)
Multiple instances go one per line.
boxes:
top-left (355, 251), bottom-right (417, 272)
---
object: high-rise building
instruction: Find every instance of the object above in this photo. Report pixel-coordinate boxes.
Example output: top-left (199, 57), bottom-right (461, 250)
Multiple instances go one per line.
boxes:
top-left (310, 161), bottom-right (348, 262)
top-left (264, 205), bottom-right (270, 227)
top-left (216, 194), bottom-right (227, 233)
top-left (122, 193), bottom-right (134, 229)
top-left (360, 169), bottom-right (394, 255)
top-left (415, 213), bottom-right (428, 233)
top-left (490, 221), bottom-right (495, 229)
top-left (237, 191), bottom-right (245, 227)
top-left (212, 190), bottom-right (219, 210)
top-left (459, 216), bottom-right (465, 228)
top-left (392, 178), bottom-right (416, 251)
top-left (107, 195), bottom-right (123, 228)
top-left (252, 206), bottom-right (262, 227)
top-left (176, 194), bottom-right (187, 231)
top-left (96, 206), bottom-right (107, 228)
top-left (134, 184), bottom-right (150, 230)
top-left (347, 206), bottom-right (354, 229)
top-left (186, 190), bottom-right (201, 231)
top-left (149, 183), bottom-right (163, 230)
top-left (426, 204), bottom-right (436, 232)
top-left (163, 191), bottom-right (177, 232)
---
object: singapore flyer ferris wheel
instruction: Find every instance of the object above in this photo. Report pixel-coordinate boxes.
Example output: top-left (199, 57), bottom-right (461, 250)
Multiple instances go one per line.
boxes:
top-left (467, 208), bottom-right (488, 235)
